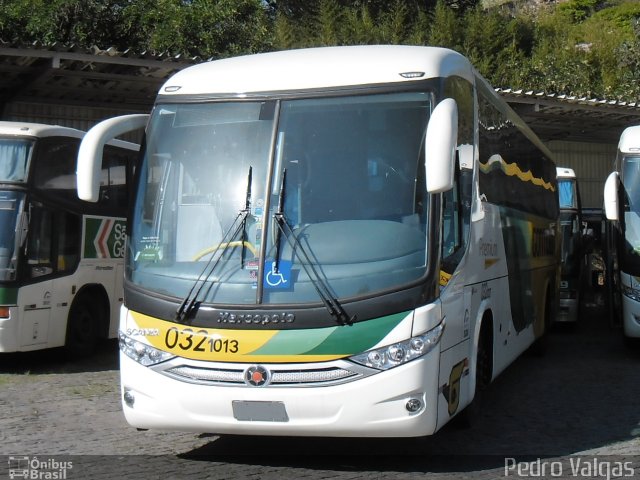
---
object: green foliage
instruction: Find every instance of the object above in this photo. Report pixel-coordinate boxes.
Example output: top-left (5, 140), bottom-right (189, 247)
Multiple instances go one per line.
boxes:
top-left (426, 0), bottom-right (461, 49)
top-left (0, 0), bottom-right (271, 57)
top-left (557, 0), bottom-right (600, 22)
top-left (0, 0), bottom-right (639, 99)
top-left (617, 18), bottom-right (640, 98)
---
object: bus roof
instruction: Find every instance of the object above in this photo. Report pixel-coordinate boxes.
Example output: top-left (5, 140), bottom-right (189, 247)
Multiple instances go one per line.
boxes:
top-left (618, 125), bottom-right (640, 154)
top-left (0, 121), bottom-right (85, 139)
top-left (0, 121), bottom-right (139, 151)
top-left (556, 167), bottom-right (576, 179)
top-left (159, 45), bottom-right (475, 97)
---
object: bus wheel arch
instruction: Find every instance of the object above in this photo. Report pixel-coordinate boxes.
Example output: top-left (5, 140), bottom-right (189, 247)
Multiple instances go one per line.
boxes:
top-left (65, 284), bottom-right (110, 357)
top-left (457, 310), bottom-right (493, 428)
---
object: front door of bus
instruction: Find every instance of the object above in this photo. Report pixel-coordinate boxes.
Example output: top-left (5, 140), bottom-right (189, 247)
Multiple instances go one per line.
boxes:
top-left (18, 279), bottom-right (52, 348)
top-left (19, 204), bottom-right (55, 348)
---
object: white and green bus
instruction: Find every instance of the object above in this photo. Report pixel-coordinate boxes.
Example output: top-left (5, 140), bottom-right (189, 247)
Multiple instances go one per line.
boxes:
top-left (78, 46), bottom-right (560, 437)
top-left (0, 122), bottom-right (138, 356)
top-left (604, 125), bottom-right (640, 339)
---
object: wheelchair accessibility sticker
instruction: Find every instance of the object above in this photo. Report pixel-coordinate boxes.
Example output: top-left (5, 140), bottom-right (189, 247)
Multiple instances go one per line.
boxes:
top-left (264, 260), bottom-right (292, 289)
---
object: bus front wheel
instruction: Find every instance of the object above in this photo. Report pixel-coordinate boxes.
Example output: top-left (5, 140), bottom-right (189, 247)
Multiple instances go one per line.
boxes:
top-left (65, 296), bottom-right (99, 358)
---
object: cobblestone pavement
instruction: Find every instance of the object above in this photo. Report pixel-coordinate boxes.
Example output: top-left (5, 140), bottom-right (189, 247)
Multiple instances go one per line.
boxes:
top-left (1, 292), bottom-right (639, 479)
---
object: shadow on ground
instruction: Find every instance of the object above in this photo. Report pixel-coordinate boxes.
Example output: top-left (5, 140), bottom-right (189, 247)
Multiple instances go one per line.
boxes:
top-left (0, 338), bottom-right (119, 374)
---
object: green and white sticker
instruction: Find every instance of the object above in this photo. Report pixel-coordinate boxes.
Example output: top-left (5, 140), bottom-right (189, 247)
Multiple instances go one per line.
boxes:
top-left (82, 216), bottom-right (126, 259)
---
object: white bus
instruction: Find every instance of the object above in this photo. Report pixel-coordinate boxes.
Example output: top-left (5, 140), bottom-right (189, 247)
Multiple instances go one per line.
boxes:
top-left (556, 167), bottom-right (585, 323)
top-left (78, 46), bottom-right (560, 437)
top-left (0, 122), bottom-right (138, 356)
top-left (604, 125), bottom-right (640, 339)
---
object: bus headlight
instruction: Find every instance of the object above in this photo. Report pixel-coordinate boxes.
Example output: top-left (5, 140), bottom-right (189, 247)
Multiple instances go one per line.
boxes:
top-left (119, 331), bottom-right (174, 366)
top-left (622, 285), bottom-right (640, 303)
top-left (349, 322), bottom-right (444, 370)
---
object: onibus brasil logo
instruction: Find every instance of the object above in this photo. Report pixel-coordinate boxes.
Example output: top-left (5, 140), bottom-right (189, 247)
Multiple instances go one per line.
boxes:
top-left (7, 456), bottom-right (73, 479)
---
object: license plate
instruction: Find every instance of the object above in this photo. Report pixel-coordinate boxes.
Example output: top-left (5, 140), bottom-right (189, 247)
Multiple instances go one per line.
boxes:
top-left (232, 400), bottom-right (289, 422)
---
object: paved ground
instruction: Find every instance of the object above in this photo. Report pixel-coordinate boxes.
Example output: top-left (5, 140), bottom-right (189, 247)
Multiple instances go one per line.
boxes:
top-left (1, 288), bottom-right (639, 479)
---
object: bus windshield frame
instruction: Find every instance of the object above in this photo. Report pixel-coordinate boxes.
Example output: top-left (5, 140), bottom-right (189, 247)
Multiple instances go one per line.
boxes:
top-left (127, 90), bottom-right (436, 312)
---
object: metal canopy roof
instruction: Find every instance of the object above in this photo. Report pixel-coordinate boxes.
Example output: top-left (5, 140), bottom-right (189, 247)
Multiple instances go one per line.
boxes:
top-left (499, 88), bottom-right (640, 144)
top-left (0, 42), bottom-right (197, 114)
top-left (1, 44), bottom-right (639, 144)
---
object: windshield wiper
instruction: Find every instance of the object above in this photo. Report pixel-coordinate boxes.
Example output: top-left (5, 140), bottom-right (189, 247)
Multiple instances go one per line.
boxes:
top-left (240, 166), bottom-right (253, 267)
top-left (176, 166), bottom-right (253, 323)
top-left (273, 169), bottom-right (356, 326)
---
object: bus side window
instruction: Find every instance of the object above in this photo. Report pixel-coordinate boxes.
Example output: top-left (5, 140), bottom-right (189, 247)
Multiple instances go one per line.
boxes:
top-left (100, 146), bottom-right (130, 216)
top-left (57, 212), bottom-right (80, 273)
top-left (27, 205), bottom-right (54, 277)
top-left (441, 158), bottom-right (467, 274)
top-left (32, 137), bottom-right (80, 201)
top-left (442, 179), bottom-right (461, 258)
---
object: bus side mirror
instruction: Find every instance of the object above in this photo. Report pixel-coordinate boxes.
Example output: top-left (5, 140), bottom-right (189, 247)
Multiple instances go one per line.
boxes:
top-left (603, 171), bottom-right (619, 221)
top-left (425, 98), bottom-right (458, 194)
top-left (77, 114), bottom-right (148, 202)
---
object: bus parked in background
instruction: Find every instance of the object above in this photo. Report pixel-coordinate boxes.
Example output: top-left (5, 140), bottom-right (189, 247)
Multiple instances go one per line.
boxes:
top-left (556, 167), bottom-right (585, 322)
top-left (0, 122), bottom-right (138, 356)
top-left (604, 125), bottom-right (640, 340)
top-left (78, 46), bottom-right (559, 437)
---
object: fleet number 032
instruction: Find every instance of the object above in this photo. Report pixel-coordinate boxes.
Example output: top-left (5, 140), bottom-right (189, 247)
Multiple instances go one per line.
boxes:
top-left (164, 327), bottom-right (239, 353)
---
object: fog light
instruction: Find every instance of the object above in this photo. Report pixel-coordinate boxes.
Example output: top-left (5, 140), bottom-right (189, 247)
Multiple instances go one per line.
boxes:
top-left (405, 398), bottom-right (422, 413)
top-left (123, 388), bottom-right (135, 408)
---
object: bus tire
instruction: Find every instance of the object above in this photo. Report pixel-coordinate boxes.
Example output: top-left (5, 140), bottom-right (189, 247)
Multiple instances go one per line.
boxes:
top-left (457, 315), bottom-right (493, 428)
top-left (65, 295), bottom-right (100, 358)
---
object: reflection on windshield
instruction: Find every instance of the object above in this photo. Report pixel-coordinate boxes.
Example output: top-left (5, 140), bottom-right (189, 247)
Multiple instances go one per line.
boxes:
top-left (0, 139), bottom-right (33, 182)
top-left (129, 92), bottom-right (432, 306)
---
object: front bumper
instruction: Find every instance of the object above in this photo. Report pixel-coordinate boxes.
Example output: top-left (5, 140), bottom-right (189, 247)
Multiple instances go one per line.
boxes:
top-left (120, 349), bottom-right (441, 438)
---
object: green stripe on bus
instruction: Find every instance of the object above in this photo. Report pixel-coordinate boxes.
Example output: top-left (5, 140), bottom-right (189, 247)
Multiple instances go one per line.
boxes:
top-left (251, 311), bottom-right (410, 356)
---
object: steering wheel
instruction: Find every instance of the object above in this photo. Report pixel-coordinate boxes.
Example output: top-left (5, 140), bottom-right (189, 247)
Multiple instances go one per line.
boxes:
top-left (192, 241), bottom-right (257, 261)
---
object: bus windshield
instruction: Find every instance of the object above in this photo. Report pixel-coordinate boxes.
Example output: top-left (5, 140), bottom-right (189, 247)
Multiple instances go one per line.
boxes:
top-left (128, 92), bottom-right (432, 306)
top-left (0, 190), bottom-right (24, 281)
top-left (558, 178), bottom-right (578, 209)
top-left (0, 138), bottom-right (33, 182)
top-left (623, 155), bottom-right (640, 258)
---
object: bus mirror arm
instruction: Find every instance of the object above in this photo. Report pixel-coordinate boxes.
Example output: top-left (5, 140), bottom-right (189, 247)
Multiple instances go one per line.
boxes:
top-left (16, 210), bottom-right (28, 249)
top-left (425, 98), bottom-right (458, 194)
top-left (603, 171), bottom-right (619, 221)
top-left (77, 114), bottom-right (149, 202)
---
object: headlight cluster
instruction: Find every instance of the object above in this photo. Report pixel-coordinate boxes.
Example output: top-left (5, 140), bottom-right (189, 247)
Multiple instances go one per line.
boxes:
top-left (622, 285), bottom-right (640, 303)
top-left (119, 331), bottom-right (174, 366)
top-left (350, 322), bottom-right (444, 370)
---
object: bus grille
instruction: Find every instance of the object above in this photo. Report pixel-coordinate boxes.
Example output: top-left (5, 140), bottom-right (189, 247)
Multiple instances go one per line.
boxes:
top-left (161, 364), bottom-right (362, 387)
